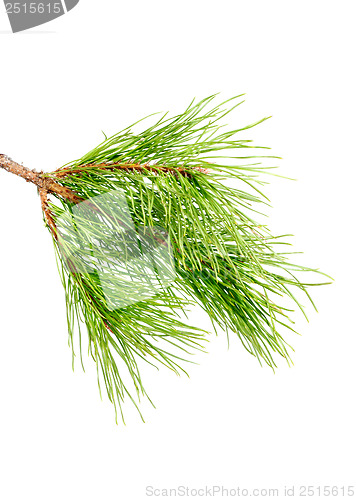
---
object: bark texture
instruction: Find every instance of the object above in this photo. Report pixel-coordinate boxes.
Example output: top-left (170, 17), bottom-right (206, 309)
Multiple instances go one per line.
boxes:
top-left (0, 154), bottom-right (84, 238)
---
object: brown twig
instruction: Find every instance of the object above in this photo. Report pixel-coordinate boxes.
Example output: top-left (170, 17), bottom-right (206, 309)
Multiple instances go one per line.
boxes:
top-left (0, 154), bottom-right (84, 204)
top-left (38, 188), bottom-right (58, 239)
top-left (0, 154), bottom-right (85, 240)
top-left (0, 155), bottom-right (209, 241)
top-left (54, 161), bottom-right (209, 178)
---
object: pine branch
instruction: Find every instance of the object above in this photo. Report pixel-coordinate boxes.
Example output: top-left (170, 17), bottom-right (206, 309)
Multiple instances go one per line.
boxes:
top-left (0, 154), bottom-right (83, 203)
top-left (0, 154), bottom-right (83, 238)
top-left (53, 161), bottom-right (209, 178)
top-left (0, 96), bottom-right (331, 422)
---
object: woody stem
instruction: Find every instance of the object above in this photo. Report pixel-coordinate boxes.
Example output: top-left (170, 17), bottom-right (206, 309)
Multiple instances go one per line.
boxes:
top-left (0, 154), bottom-right (84, 203)
top-left (0, 154), bottom-right (84, 239)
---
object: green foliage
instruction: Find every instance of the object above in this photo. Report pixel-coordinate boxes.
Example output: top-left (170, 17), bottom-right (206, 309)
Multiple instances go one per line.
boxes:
top-left (44, 95), bottom-right (328, 421)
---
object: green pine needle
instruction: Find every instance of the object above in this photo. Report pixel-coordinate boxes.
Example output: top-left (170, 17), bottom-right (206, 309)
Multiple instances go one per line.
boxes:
top-left (41, 95), bottom-right (330, 422)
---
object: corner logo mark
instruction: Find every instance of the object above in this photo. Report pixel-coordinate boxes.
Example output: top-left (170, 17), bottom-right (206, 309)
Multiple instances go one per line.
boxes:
top-left (4, 0), bottom-right (80, 33)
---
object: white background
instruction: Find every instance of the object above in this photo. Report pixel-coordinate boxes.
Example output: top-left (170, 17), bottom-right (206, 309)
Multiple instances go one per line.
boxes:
top-left (0, 1), bottom-right (355, 499)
